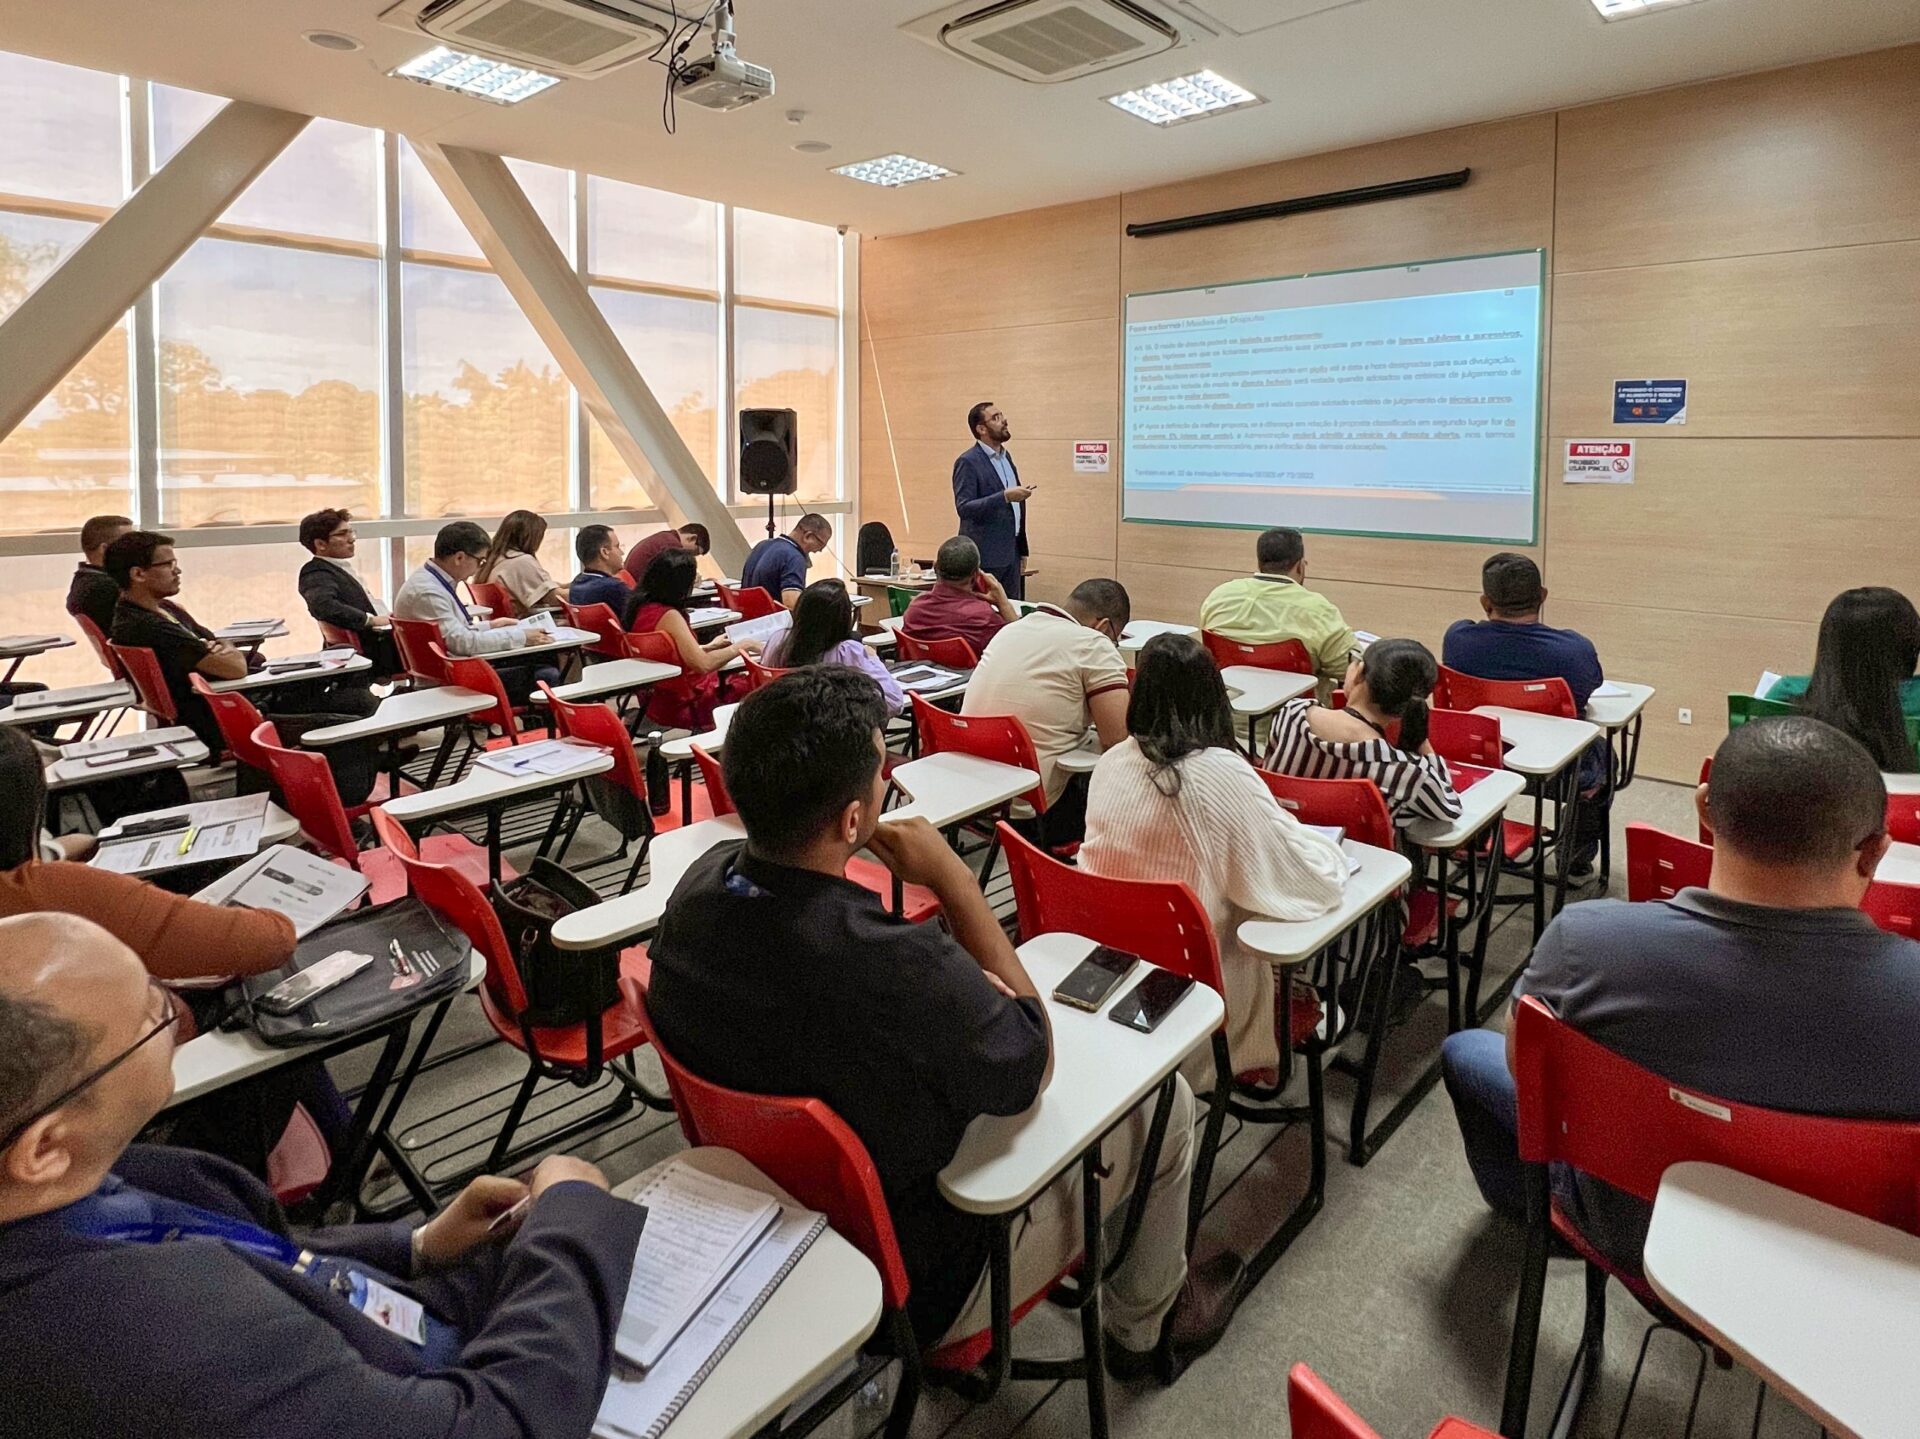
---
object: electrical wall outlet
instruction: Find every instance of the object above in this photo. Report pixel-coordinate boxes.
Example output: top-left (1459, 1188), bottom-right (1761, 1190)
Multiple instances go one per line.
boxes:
top-left (1678, 707), bottom-right (1693, 725)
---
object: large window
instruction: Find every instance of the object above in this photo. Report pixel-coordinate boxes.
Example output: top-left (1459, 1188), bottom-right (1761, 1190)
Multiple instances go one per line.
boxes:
top-left (735, 307), bottom-right (839, 502)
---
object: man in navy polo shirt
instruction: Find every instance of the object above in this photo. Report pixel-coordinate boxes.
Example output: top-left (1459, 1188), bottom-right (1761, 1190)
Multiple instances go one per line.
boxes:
top-left (740, 513), bottom-right (832, 609)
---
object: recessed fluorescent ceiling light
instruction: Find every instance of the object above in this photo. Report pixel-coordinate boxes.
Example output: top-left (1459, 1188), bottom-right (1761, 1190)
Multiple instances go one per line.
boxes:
top-left (1589, 0), bottom-right (1707, 17)
top-left (1106, 70), bottom-right (1263, 127)
top-left (392, 46), bottom-right (561, 104)
top-left (831, 154), bottom-right (955, 188)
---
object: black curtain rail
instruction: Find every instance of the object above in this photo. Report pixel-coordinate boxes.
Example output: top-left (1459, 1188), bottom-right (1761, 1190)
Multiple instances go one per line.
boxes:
top-left (1124, 168), bottom-right (1472, 239)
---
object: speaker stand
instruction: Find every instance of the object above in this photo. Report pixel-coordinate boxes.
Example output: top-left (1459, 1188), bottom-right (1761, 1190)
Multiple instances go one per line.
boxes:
top-left (765, 493), bottom-right (777, 539)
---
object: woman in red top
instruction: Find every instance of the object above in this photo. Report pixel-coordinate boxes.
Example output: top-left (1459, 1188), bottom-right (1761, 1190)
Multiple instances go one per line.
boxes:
top-left (622, 548), bottom-right (761, 730)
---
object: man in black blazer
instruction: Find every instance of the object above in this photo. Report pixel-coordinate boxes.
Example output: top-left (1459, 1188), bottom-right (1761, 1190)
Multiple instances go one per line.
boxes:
top-left (952, 401), bottom-right (1034, 600)
top-left (0, 913), bottom-right (644, 1439)
top-left (297, 507), bottom-right (401, 680)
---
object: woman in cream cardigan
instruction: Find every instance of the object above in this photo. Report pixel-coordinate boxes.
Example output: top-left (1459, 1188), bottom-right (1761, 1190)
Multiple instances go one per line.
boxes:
top-left (1078, 633), bottom-right (1348, 1083)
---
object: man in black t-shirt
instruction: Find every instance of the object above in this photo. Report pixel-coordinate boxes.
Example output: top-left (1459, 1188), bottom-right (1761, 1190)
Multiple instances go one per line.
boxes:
top-left (647, 668), bottom-right (1241, 1377)
top-left (65, 513), bottom-right (132, 638)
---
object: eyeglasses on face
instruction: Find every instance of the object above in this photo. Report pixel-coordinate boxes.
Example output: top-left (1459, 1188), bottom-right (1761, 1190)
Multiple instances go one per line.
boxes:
top-left (0, 984), bottom-right (177, 1153)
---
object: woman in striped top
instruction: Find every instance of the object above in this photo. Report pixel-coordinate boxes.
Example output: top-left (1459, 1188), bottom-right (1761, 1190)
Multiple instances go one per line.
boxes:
top-left (1263, 637), bottom-right (1463, 829)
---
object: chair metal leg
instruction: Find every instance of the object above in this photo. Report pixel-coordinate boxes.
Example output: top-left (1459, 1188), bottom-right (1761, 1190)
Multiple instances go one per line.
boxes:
top-left (1078, 1143), bottom-right (1111, 1439)
top-left (486, 1065), bottom-right (542, 1172)
top-left (1500, 1164), bottom-right (1554, 1438)
top-left (884, 1312), bottom-right (923, 1439)
top-left (620, 834), bottom-right (652, 895)
top-left (1548, 1262), bottom-right (1607, 1439)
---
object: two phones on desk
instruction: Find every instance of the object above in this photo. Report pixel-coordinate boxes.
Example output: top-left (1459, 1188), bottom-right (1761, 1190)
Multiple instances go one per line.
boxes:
top-left (1050, 945), bottom-right (1195, 1034)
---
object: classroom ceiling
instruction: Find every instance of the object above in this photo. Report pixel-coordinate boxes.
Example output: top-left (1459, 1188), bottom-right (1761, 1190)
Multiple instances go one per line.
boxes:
top-left (3, 0), bottom-right (1916, 236)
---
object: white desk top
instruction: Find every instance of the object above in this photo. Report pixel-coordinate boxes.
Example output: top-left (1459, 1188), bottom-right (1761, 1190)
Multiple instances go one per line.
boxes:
top-left (0, 680), bottom-right (136, 726)
top-left (534, 656), bottom-right (681, 703)
top-left (1221, 665), bottom-right (1317, 718)
top-left (687, 608), bottom-right (742, 631)
top-left (214, 619), bottom-right (287, 643)
top-left (608, 1147), bottom-right (882, 1439)
top-left (863, 628), bottom-right (897, 652)
top-left (1237, 839), bottom-right (1413, 964)
top-left (660, 703), bottom-right (740, 762)
top-left (206, 652), bottom-right (372, 693)
top-left (169, 952), bottom-right (483, 1107)
top-left (1054, 735), bottom-right (1102, 776)
top-left (1473, 706), bottom-right (1602, 777)
top-left (98, 799), bottom-right (299, 871)
top-left (884, 751), bottom-right (1038, 830)
top-left (1117, 619), bottom-right (1198, 655)
top-left (938, 931), bottom-right (1223, 1215)
top-left (380, 748), bottom-right (615, 822)
top-left (1876, 840), bottom-right (1920, 887)
top-left (1645, 1161), bottom-right (1920, 1439)
top-left (858, 572), bottom-right (936, 589)
top-left (1404, 764), bottom-right (1527, 850)
top-left (1585, 681), bottom-right (1655, 730)
top-left (492, 625), bottom-right (598, 661)
top-left (551, 815), bottom-right (747, 951)
top-left (47, 733), bottom-right (211, 789)
top-left (300, 685), bottom-right (494, 746)
top-left (1884, 772), bottom-right (1920, 796)
top-left (0, 633), bottom-right (74, 656)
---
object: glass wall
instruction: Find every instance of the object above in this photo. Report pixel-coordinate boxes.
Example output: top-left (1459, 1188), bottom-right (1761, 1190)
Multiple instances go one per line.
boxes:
top-left (0, 47), bottom-right (851, 690)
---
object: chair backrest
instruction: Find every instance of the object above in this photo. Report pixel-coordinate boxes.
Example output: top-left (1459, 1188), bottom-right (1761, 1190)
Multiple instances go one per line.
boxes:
top-left (1623, 823), bottom-right (1712, 902)
top-left (1887, 788), bottom-right (1920, 846)
top-left (1286, 1364), bottom-right (1383, 1439)
top-left (620, 627), bottom-right (698, 704)
top-left (1200, 630), bottom-right (1314, 675)
top-left (615, 568), bottom-right (638, 589)
top-left (908, 693), bottom-right (1047, 813)
top-left (740, 655), bottom-right (794, 692)
top-left (1255, 769), bottom-right (1396, 851)
top-left (1428, 707), bottom-right (1505, 768)
top-left (855, 521), bottom-right (895, 578)
top-left (539, 684), bottom-right (644, 801)
top-left (629, 983), bottom-right (912, 1311)
top-left (1439, 667), bottom-right (1577, 719)
top-left (110, 643), bottom-right (176, 722)
top-left (1511, 994), bottom-right (1920, 1226)
top-left (76, 613), bottom-right (124, 680)
top-left (1727, 692), bottom-right (1796, 729)
top-left (557, 600), bottom-right (625, 658)
top-left (1864, 879), bottom-right (1920, 941)
top-left (441, 647), bottom-right (521, 740)
top-left (886, 585), bottom-right (918, 619)
top-left (189, 675), bottom-right (269, 770)
top-left (380, 821), bottom-right (531, 1017)
top-left (895, 630), bottom-right (979, 669)
top-left (731, 586), bottom-right (782, 621)
top-left (252, 720), bottom-right (360, 862)
top-left (690, 744), bottom-right (734, 816)
top-left (317, 620), bottom-right (364, 655)
top-left (997, 820), bottom-right (1227, 1001)
top-left (392, 617), bottom-right (451, 685)
top-left (367, 806), bottom-right (418, 861)
top-left (468, 578), bottom-right (515, 619)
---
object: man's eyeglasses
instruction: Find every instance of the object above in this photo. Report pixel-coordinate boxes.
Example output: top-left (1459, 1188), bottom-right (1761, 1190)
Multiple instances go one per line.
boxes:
top-left (0, 985), bottom-right (177, 1153)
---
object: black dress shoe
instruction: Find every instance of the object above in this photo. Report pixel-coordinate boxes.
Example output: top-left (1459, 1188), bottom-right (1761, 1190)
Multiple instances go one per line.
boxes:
top-left (1104, 1251), bottom-right (1246, 1383)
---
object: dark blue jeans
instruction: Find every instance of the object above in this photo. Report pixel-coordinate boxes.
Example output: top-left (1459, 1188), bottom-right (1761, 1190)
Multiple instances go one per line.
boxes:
top-left (1441, 1027), bottom-right (1526, 1222)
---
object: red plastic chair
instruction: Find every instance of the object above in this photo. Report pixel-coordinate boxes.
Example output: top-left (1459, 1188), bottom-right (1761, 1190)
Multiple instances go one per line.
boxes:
top-left (264, 1104), bottom-right (332, 1208)
top-left (1864, 878), bottom-right (1920, 940)
top-left (372, 807), bottom-right (669, 1171)
top-left (1200, 630), bottom-right (1314, 676)
top-left (895, 631), bottom-right (980, 669)
top-left (1428, 708), bottom-right (1506, 768)
top-left (1439, 666), bottom-right (1578, 719)
top-left (740, 655), bottom-right (795, 692)
top-left (715, 582), bottom-right (782, 620)
top-left (317, 621), bottom-right (365, 655)
top-left (541, 685), bottom-right (654, 894)
top-left (187, 674), bottom-right (271, 772)
top-left (1288, 1363), bottom-right (1495, 1439)
top-left (556, 599), bottom-right (626, 659)
top-left (1889, 788), bottom-right (1920, 846)
top-left (621, 627), bottom-right (704, 718)
top-left (1624, 823), bottom-right (1712, 902)
top-left (908, 693), bottom-right (1049, 883)
top-left (76, 612), bottom-right (125, 681)
top-left (109, 643), bottom-right (177, 723)
top-left (439, 644), bottom-right (542, 745)
top-left (615, 568), bottom-right (638, 589)
top-left (1256, 770), bottom-right (1397, 851)
top-left (392, 617), bottom-right (452, 686)
top-left (691, 744), bottom-right (941, 924)
top-left (1502, 994), bottom-right (1920, 1439)
top-left (468, 578), bottom-right (516, 619)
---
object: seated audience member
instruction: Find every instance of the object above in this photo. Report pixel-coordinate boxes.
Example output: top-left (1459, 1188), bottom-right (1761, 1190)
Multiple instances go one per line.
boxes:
top-left (296, 507), bottom-right (400, 680)
top-left (621, 527), bottom-right (683, 587)
top-left (1766, 586), bottom-right (1920, 772)
top-left (1080, 634), bottom-right (1346, 1081)
top-left (622, 549), bottom-right (760, 731)
top-left (741, 513), bottom-right (833, 609)
top-left (676, 522), bottom-right (711, 558)
top-left (1444, 552), bottom-right (1607, 874)
top-left (900, 536), bottom-right (1019, 657)
top-left (394, 521), bottom-right (557, 708)
top-left (66, 513), bottom-right (132, 637)
top-left (1198, 527), bottom-right (1356, 690)
top-left (476, 509), bottom-right (563, 618)
top-left (763, 579), bottom-right (905, 716)
top-left (568, 524), bottom-right (629, 614)
top-left (1264, 638), bottom-right (1463, 829)
top-left (647, 669), bottom-right (1240, 1371)
top-left (962, 577), bottom-right (1132, 848)
top-left (1442, 717), bottom-right (1920, 1272)
top-left (107, 531), bottom-right (378, 756)
top-left (0, 912), bottom-right (640, 1438)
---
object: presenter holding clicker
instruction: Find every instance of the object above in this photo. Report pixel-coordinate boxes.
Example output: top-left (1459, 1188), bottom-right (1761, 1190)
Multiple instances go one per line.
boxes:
top-left (953, 401), bottom-right (1032, 600)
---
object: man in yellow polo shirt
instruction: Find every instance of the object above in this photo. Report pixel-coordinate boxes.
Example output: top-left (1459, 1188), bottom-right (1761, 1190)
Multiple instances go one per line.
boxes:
top-left (1198, 526), bottom-right (1356, 687)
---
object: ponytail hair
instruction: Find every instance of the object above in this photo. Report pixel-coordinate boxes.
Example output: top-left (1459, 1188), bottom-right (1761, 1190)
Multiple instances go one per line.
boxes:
top-left (1359, 638), bottom-right (1439, 754)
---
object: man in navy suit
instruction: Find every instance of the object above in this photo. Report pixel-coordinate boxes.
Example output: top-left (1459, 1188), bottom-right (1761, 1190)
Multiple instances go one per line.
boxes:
top-left (0, 912), bottom-right (643, 1439)
top-left (953, 401), bottom-right (1034, 600)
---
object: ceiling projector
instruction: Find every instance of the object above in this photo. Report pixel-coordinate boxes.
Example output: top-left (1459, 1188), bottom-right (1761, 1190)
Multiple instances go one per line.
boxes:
top-left (672, 0), bottom-right (774, 114)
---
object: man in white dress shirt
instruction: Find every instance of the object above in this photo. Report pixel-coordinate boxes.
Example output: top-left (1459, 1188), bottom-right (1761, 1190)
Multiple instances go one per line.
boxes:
top-left (392, 521), bottom-right (556, 704)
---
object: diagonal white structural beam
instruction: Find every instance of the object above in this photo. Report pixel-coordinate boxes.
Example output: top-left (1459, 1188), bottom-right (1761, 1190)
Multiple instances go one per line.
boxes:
top-left (411, 141), bottom-right (748, 573)
top-left (0, 101), bottom-right (310, 440)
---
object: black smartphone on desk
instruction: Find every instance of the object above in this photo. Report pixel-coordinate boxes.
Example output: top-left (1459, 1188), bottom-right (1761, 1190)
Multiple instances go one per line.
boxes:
top-left (1051, 944), bottom-right (1140, 1012)
top-left (1110, 968), bottom-right (1195, 1034)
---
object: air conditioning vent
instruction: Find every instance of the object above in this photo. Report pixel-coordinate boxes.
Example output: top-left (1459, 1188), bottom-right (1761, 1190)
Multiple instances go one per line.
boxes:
top-left (388, 0), bottom-right (671, 77)
top-left (909, 0), bottom-right (1185, 84)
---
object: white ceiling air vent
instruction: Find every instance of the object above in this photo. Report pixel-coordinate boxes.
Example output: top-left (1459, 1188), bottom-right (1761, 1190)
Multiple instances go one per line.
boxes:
top-left (905, 0), bottom-right (1188, 84)
top-left (383, 0), bottom-right (672, 78)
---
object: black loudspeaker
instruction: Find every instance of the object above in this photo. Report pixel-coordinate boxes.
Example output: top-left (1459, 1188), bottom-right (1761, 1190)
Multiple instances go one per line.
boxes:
top-left (739, 408), bottom-right (798, 495)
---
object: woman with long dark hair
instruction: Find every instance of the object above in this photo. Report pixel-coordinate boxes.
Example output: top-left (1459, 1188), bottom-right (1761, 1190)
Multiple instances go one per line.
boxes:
top-left (1768, 587), bottom-right (1920, 772)
top-left (476, 508), bottom-right (561, 616)
top-left (623, 548), bottom-right (761, 730)
top-left (763, 580), bottom-right (905, 715)
top-left (1264, 637), bottom-right (1462, 828)
top-left (1078, 633), bottom-right (1347, 1082)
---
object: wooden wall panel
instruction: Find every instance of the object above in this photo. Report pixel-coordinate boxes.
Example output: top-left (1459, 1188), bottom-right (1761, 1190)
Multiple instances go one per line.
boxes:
top-left (1548, 241), bottom-right (1920, 437)
top-left (861, 322), bottom-right (1117, 441)
top-left (1116, 520), bottom-right (1531, 595)
top-left (859, 436), bottom-right (1117, 562)
top-left (1556, 47), bottom-right (1920, 273)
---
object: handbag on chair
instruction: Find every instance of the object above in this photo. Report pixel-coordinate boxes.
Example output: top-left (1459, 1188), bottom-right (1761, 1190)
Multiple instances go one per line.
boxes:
top-left (489, 858), bottom-right (622, 1027)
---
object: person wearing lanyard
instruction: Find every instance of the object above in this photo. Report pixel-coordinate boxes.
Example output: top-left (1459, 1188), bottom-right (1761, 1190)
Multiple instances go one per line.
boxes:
top-left (393, 520), bottom-right (562, 707)
top-left (952, 401), bottom-right (1034, 600)
top-left (0, 912), bottom-right (644, 1438)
